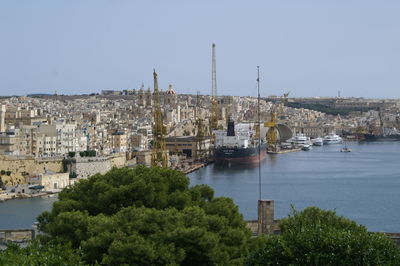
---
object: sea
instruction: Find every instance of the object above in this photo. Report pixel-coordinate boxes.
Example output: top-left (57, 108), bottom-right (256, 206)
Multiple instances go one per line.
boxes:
top-left (1, 141), bottom-right (399, 232)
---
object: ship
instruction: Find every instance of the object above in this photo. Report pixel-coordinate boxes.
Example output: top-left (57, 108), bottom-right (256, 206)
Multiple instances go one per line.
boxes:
top-left (214, 119), bottom-right (266, 164)
top-left (363, 133), bottom-right (400, 141)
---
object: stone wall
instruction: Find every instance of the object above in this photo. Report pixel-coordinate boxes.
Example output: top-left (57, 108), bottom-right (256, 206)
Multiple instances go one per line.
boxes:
top-left (0, 155), bottom-right (63, 185)
top-left (111, 153), bottom-right (126, 167)
top-left (71, 157), bottom-right (112, 179)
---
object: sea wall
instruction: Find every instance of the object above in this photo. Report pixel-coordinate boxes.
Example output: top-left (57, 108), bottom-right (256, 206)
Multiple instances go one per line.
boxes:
top-left (0, 155), bottom-right (63, 185)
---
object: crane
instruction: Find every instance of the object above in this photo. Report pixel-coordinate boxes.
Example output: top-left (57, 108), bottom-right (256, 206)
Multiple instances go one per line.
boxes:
top-left (151, 69), bottom-right (168, 168)
top-left (195, 92), bottom-right (207, 161)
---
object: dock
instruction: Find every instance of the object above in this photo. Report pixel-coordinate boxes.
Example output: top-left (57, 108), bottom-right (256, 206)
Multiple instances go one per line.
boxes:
top-left (182, 161), bottom-right (213, 174)
top-left (267, 148), bottom-right (302, 154)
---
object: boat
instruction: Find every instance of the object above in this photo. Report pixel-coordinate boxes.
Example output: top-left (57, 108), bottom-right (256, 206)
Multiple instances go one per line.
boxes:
top-left (214, 120), bottom-right (266, 164)
top-left (311, 137), bottom-right (323, 146)
top-left (340, 141), bottom-right (352, 152)
top-left (323, 133), bottom-right (343, 145)
top-left (341, 147), bottom-right (352, 152)
top-left (302, 144), bottom-right (312, 151)
top-left (289, 133), bottom-right (312, 149)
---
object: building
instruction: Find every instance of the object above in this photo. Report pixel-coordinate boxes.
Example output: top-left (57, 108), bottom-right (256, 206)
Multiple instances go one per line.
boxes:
top-left (0, 105), bottom-right (5, 132)
top-left (110, 131), bottom-right (127, 153)
top-left (30, 170), bottom-right (69, 191)
top-left (164, 136), bottom-right (211, 158)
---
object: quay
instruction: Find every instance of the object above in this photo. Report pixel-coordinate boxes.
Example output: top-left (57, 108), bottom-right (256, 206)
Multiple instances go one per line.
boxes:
top-left (183, 161), bottom-right (213, 174)
top-left (267, 148), bottom-right (302, 154)
top-left (0, 191), bottom-right (55, 202)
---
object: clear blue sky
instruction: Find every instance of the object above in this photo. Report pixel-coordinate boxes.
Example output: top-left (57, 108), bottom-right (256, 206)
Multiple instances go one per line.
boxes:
top-left (1, 1), bottom-right (399, 98)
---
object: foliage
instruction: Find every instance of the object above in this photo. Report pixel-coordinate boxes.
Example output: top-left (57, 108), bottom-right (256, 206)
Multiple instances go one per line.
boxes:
top-left (246, 207), bottom-right (400, 266)
top-left (0, 240), bottom-right (84, 266)
top-left (286, 102), bottom-right (375, 116)
top-left (38, 166), bottom-right (251, 265)
top-left (0, 177), bottom-right (3, 189)
top-left (69, 171), bottom-right (78, 179)
top-left (79, 150), bottom-right (96, 157)
top-left (0, 170), bottom-right (5, 175)
top-left (68, 151), bottom-right (76, 157)
top-left (6, 171), bottom-right (11, 176)
top-left (62, 158), bottom-right (73, 173)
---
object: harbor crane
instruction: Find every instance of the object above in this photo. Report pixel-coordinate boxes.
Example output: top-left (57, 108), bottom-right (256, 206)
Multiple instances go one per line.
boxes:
top-left (151, 69), bottom-right (168, 168)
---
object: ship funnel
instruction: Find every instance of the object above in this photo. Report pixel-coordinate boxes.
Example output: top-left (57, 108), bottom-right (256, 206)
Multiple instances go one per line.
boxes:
top-left (227, 119), bottom-right (235, 136)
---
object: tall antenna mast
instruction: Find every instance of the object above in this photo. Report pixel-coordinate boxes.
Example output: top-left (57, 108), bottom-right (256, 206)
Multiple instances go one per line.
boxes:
top-left (210, 43), bottom-right (218, 131)
top-left (257, 66), bottom-right (261, 201)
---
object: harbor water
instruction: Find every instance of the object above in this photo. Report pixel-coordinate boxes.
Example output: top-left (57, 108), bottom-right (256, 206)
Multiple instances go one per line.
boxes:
top-left (189, 141), bottom-right (400, 233)
top-left (1, 141), bottom-right (399, 232)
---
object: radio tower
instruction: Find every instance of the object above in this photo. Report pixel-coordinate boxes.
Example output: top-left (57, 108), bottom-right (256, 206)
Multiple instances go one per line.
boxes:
top-left (151, 69), bottom-right (168, 168)
top-left (210, 43), bottom-right (218, 132)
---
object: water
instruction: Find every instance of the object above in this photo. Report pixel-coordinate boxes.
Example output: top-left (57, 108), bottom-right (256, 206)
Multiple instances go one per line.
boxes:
top-left (0, 142), bottom-right (399, 232)
top-left (189, 142), bottom-right (400, 232)
top-left (0, 196), bottom-right (57, 229)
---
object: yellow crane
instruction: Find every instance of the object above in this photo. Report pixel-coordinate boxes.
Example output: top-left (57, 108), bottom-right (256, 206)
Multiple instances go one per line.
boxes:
top-left (264, 110), bottom-right (279, 152)
top-left (195, 92), bottom-right (208, 161)
top-left (151, 69), bottom-right (168, 168)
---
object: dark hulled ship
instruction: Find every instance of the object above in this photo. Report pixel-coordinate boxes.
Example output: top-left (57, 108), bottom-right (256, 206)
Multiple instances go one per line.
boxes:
top-left (214, 120), bottom-right (266, 164)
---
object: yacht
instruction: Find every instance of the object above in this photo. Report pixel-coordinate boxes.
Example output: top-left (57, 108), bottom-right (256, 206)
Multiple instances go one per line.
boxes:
top-left (323, 133), bottom-right (343, 145)
top-left (290, 133), bottom-right (312, 149)
top-left (311, 137), bottom-right (323, 146)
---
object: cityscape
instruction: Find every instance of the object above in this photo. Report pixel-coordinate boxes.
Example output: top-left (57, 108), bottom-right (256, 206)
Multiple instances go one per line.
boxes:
top-left (1, 1), bottom-right (400, 265)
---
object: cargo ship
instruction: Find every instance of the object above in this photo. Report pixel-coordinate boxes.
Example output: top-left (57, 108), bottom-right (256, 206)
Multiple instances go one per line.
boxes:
top-left (214, 120), bottom-right (266, 164)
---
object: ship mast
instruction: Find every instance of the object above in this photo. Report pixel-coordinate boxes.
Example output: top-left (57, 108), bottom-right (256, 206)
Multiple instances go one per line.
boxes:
top-left (257, 66), bottom-right (261, 201)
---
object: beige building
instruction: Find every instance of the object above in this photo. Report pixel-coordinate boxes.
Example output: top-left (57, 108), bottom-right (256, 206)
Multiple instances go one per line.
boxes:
top-left (130, 133), bottom-right (148, 151)
top-left (110, 132), bottom-right (127, 153)
top-left (0, 131), bottom-right (20, 155)
top-left (30, 171), bottom-right (69, 191)
top-left (0, 105), bottom-right (5, 132)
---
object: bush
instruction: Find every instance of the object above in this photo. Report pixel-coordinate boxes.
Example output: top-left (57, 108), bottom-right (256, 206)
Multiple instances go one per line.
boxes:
top-left (6, 171), bottom-right (11, 176)
top-left (68, 152), bottom-right (76, 158)
top-left (246, 207), bottom-right (400, 265)
top-left (0, 170), bottom-right (5, 175)
top-left (0, 241), bottom-right (84, 265)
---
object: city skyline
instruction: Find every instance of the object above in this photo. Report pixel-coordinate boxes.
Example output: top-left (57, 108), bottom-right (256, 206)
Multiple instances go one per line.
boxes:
top-left (1, 1), bottom-right (400, 98)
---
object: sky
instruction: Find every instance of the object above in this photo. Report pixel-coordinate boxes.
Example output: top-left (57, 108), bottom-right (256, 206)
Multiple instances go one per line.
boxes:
top-left (1, 0), bottom-right (400, 98)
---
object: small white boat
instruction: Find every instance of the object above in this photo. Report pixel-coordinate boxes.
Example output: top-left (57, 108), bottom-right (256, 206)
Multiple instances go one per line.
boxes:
top-left (340, 142), bottom-right (352, 152)
top-left (312, 137), bottom-right (323, 146)
top-left (302, 144), bottom-right (312, 151)
top-left (323, 133), bottom-right (343, 145)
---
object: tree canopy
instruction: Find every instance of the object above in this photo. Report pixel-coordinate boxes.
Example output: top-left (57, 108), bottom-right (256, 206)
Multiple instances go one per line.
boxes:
top-left (37, 166), bottom-right (252, 265)
top-left (246, 207), bottom-right (400, 266)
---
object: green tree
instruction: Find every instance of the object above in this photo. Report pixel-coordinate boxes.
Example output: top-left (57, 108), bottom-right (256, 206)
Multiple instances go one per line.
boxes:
top-left (0, 241), bottom-right (84, 266)
top-left (68, 151), bottom-right (76, 157)
top-left (246, 207), bottom-right (400, 266)
top-left (38, 166), bottom-right (251, 265)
